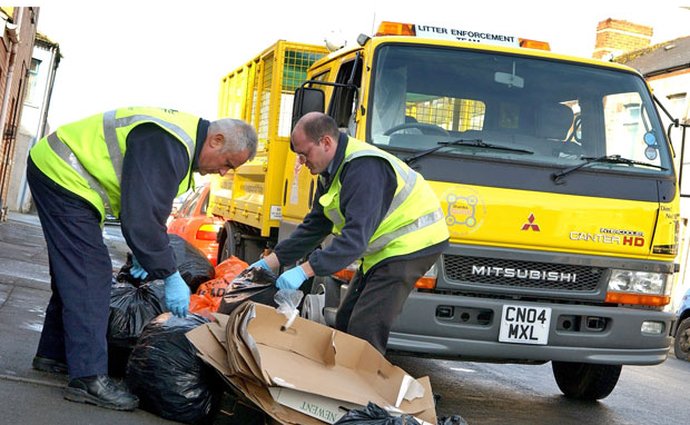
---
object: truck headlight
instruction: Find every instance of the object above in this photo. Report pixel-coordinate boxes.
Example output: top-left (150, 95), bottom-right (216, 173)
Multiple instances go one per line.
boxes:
top-left (607, 269), bottom-right (670, 295)
top-left (415, 263), bottom-right (438, 290)
top-left (606, 269), bottom-right (673, 307)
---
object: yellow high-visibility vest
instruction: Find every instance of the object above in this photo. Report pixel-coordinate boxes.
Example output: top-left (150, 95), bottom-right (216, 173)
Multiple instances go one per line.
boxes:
top-left (320, 137), bottom-right (449, 272)
top-left (30, 107), bottom-right (200, 222)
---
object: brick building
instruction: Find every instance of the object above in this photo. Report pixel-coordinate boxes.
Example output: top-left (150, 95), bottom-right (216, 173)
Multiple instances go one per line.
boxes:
top-left (592, 18), bottom-right (653, 60)
top-left (0, 6), bottom-right (39, 221)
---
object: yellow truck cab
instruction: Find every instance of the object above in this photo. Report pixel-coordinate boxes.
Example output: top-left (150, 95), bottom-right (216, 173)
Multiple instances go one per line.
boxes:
top-left (211, 23), bottom-right (681, 401)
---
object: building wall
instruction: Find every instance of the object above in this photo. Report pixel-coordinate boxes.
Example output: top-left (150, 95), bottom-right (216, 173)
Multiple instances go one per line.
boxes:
top-left (0, 7), bottom-right (39, 221)
top-left (648, 69), bottom-right (690, 125)
top-left (593, 18), bottom-right (653, 60)
top-left (7, 35), bottom-right (60, 213)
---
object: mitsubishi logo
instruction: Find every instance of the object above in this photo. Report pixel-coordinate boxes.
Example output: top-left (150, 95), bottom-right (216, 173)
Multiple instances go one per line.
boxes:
top-left (521, 213), bottom-right (540, 231)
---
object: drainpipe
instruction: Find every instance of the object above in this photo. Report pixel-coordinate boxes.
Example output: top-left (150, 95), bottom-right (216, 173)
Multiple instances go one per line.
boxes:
top-left (0, 16), bottom-right (19, 220)
top-left (18, 40), bottom-right (60, 212)
top-left (0, 15), bottom-right (21, 136)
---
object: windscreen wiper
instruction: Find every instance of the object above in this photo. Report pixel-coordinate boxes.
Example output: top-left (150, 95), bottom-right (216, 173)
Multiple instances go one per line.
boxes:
top-left (404, 138), bottom-right (533, 165)
top-left (552, 154), bottom-right (668, 184)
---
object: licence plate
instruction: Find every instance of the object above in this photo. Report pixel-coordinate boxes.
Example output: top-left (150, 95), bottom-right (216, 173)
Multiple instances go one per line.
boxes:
top-left (498, 304), bottom-right (552, 345)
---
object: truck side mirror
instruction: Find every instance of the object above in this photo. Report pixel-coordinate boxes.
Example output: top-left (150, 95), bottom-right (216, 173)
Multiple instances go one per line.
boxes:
top-left (292, 87), bottom-right (325, 128)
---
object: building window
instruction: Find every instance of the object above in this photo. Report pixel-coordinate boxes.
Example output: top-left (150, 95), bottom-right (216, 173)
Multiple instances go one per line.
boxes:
top-left (25, 58), bottom-right (41, 106)
top-left (667, 92), bottom-right (687, 120)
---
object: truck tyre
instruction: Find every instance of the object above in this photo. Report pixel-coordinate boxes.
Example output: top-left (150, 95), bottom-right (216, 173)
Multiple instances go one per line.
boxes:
top-left (218, 225), bottom-right (239, 263)
top-left (301, 279), bottom-right (326, 324)
top-left (218, 223), bottom-right (266, 264)
top-left (551, 361), bottom-right (622, 400)
top-left (674, 318), bottom-right (690, 361)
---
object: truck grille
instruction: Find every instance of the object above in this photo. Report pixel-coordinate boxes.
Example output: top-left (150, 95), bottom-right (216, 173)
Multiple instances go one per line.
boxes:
top-left (443, 255), bottom-right (603, 292)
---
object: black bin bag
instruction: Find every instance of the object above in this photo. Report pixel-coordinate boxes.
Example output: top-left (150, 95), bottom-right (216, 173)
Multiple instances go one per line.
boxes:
top-left (334, 402), bottom-right (422, 424)
top-left (108, 280), bottom-right (167, 346)
top-left (438, 415), bottom-right (469, 425)
top-left (126, 313), bottom-right (222, 424)
top-left (335, 402), bottom-right (469, 425)
top-left (218, 266), bottom-right (279, 315)
top-left (115, 253), bottom-right (142, 285)
top-left (107, 279), bottom-right (167, 376)
top-left (120, 236), bottom-right (215, 292)
top-left (168, 234), bottom-right (215, 293)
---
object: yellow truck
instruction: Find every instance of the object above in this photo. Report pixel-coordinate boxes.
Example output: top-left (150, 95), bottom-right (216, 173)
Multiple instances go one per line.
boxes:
top-left (210, 24), bottom-right (682, 400)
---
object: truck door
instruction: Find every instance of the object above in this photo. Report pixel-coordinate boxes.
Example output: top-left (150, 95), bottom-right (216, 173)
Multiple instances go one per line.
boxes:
top-left (327, 54), bottom-right (363, 136)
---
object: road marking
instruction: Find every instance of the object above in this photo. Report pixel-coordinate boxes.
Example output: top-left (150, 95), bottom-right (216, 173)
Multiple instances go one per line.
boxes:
top-left (450, 367), bottom-right (476, 373)
top-left (0, 373), bottom-right (65, 388)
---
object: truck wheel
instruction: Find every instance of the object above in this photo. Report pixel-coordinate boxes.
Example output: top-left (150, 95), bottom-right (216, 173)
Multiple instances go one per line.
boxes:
top-left (318, 276), bottom-right (344, 328)
top-left (674, 318), bottom-right (690, 361)
top-left (551, 361), bottom-right (622, 400)
top-left (301, 277), bottom-right (326, 324)
top-left (218, 227), bottom-right (239, 263)
top-left (218, 223), bottom-right (266, 264)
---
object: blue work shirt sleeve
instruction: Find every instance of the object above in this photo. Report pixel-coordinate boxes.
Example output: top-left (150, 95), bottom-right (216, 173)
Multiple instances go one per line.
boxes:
top-left (272, 181), bottom-right (333, 266)
top-left (307, 156), bottom-right (396, 276)
top-left (120, 123), bottom-right (191, 279)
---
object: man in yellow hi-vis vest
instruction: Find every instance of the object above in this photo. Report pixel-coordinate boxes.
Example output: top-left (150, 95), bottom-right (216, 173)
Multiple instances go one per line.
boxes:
top-left (26, 107), bottom-right (257, 411)
top-left (252, 112), bottom-right (449, 354)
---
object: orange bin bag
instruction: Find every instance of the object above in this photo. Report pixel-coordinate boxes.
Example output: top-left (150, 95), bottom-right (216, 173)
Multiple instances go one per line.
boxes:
top-left (195, 277), bottom-right (230, 297)
top-left (189, 293), bottom-right (221, 318)
top-left (192, 256), bottom-right (250, 315)
top-left (214, 256), bottom-right (249, 281)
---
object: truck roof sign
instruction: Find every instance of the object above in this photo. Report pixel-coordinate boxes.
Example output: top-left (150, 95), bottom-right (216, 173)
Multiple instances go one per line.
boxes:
top-left (414, 24), bottom-right (520, 47)
top-left (375, 21), bottom-right (552, 49)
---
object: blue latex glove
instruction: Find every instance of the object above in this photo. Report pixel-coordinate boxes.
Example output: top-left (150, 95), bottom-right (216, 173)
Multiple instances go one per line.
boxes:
top-left (250, 258), bottom-right (271, 271)
top-left (276, 266), bottom-right (308, 290)
top-left (164, 271), bottom-right (190, 317)
top-left (130, 255), bottom-right (148, 280)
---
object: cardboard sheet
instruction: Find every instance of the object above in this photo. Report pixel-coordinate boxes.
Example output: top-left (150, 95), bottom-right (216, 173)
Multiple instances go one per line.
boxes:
top-left (186, 302), bottom-right (437, 424)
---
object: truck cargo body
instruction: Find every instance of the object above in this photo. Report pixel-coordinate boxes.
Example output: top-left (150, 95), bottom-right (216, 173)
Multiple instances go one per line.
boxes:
top-left (210, 41), bottom-right (329, 260)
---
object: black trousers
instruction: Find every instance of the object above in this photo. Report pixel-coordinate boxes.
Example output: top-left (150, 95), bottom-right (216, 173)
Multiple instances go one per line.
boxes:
top-left (27, 159), bottom-right (112, 379)
top-left (335, 252), bottom-right (440, 354)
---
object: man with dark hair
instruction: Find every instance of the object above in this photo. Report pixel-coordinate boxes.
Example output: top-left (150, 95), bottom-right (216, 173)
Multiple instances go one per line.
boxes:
top-left (252, 111), bottom-right (449, 354)
top-left (27, 107), bottom-right (257, 411)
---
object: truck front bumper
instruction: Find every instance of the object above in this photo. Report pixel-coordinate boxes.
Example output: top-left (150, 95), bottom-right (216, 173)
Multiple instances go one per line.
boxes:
top-left (388, 291), bottom-right (673, 365)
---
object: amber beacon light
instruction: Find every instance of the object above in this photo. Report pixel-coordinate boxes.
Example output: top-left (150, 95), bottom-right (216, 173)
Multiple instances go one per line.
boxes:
top-left (376, 21), bottom-right (416, 36)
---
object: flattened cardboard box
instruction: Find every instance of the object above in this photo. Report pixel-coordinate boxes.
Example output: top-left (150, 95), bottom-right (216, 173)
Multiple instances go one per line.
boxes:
top-left (187, 313), bottom-right (324, 425)
top-left (187, 302), bottom-right (436, 424)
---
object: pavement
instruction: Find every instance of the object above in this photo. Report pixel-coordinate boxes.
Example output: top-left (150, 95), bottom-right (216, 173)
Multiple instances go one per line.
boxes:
top-left (0, 212), bottom-right (251, 424)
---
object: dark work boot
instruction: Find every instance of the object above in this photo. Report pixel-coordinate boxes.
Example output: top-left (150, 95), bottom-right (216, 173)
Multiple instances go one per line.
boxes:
top-left (64, 375), bottom-right (139, 411)
top-left (32, 356), bottom-right (68, 374)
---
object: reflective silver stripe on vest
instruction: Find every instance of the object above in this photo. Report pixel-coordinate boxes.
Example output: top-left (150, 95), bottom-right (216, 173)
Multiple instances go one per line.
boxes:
top-left (108, 112), bottom-right (195, 154)
top-left (328, 167), bottom-right (416, 228)
top-left (102, 110), bottom-right (124, 184)
top-left (320, 173), bottom-right (344, 226)
top-left (324, 148), bottom-right (420, 229)
top-left (384, 167), bottom-right (416, 219)
top-left (47, 132), bottom-right (114, 216)
top-left (364, 208), bottom-right (444, 256)
top-left (324, 205), bottom-right (344, 227)
top-left (100, 110), bottom-right (195, 187)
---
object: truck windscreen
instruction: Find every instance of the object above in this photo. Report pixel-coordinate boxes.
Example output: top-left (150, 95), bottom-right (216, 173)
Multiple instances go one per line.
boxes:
top-left (368, 44), bottom-right (673, 177)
